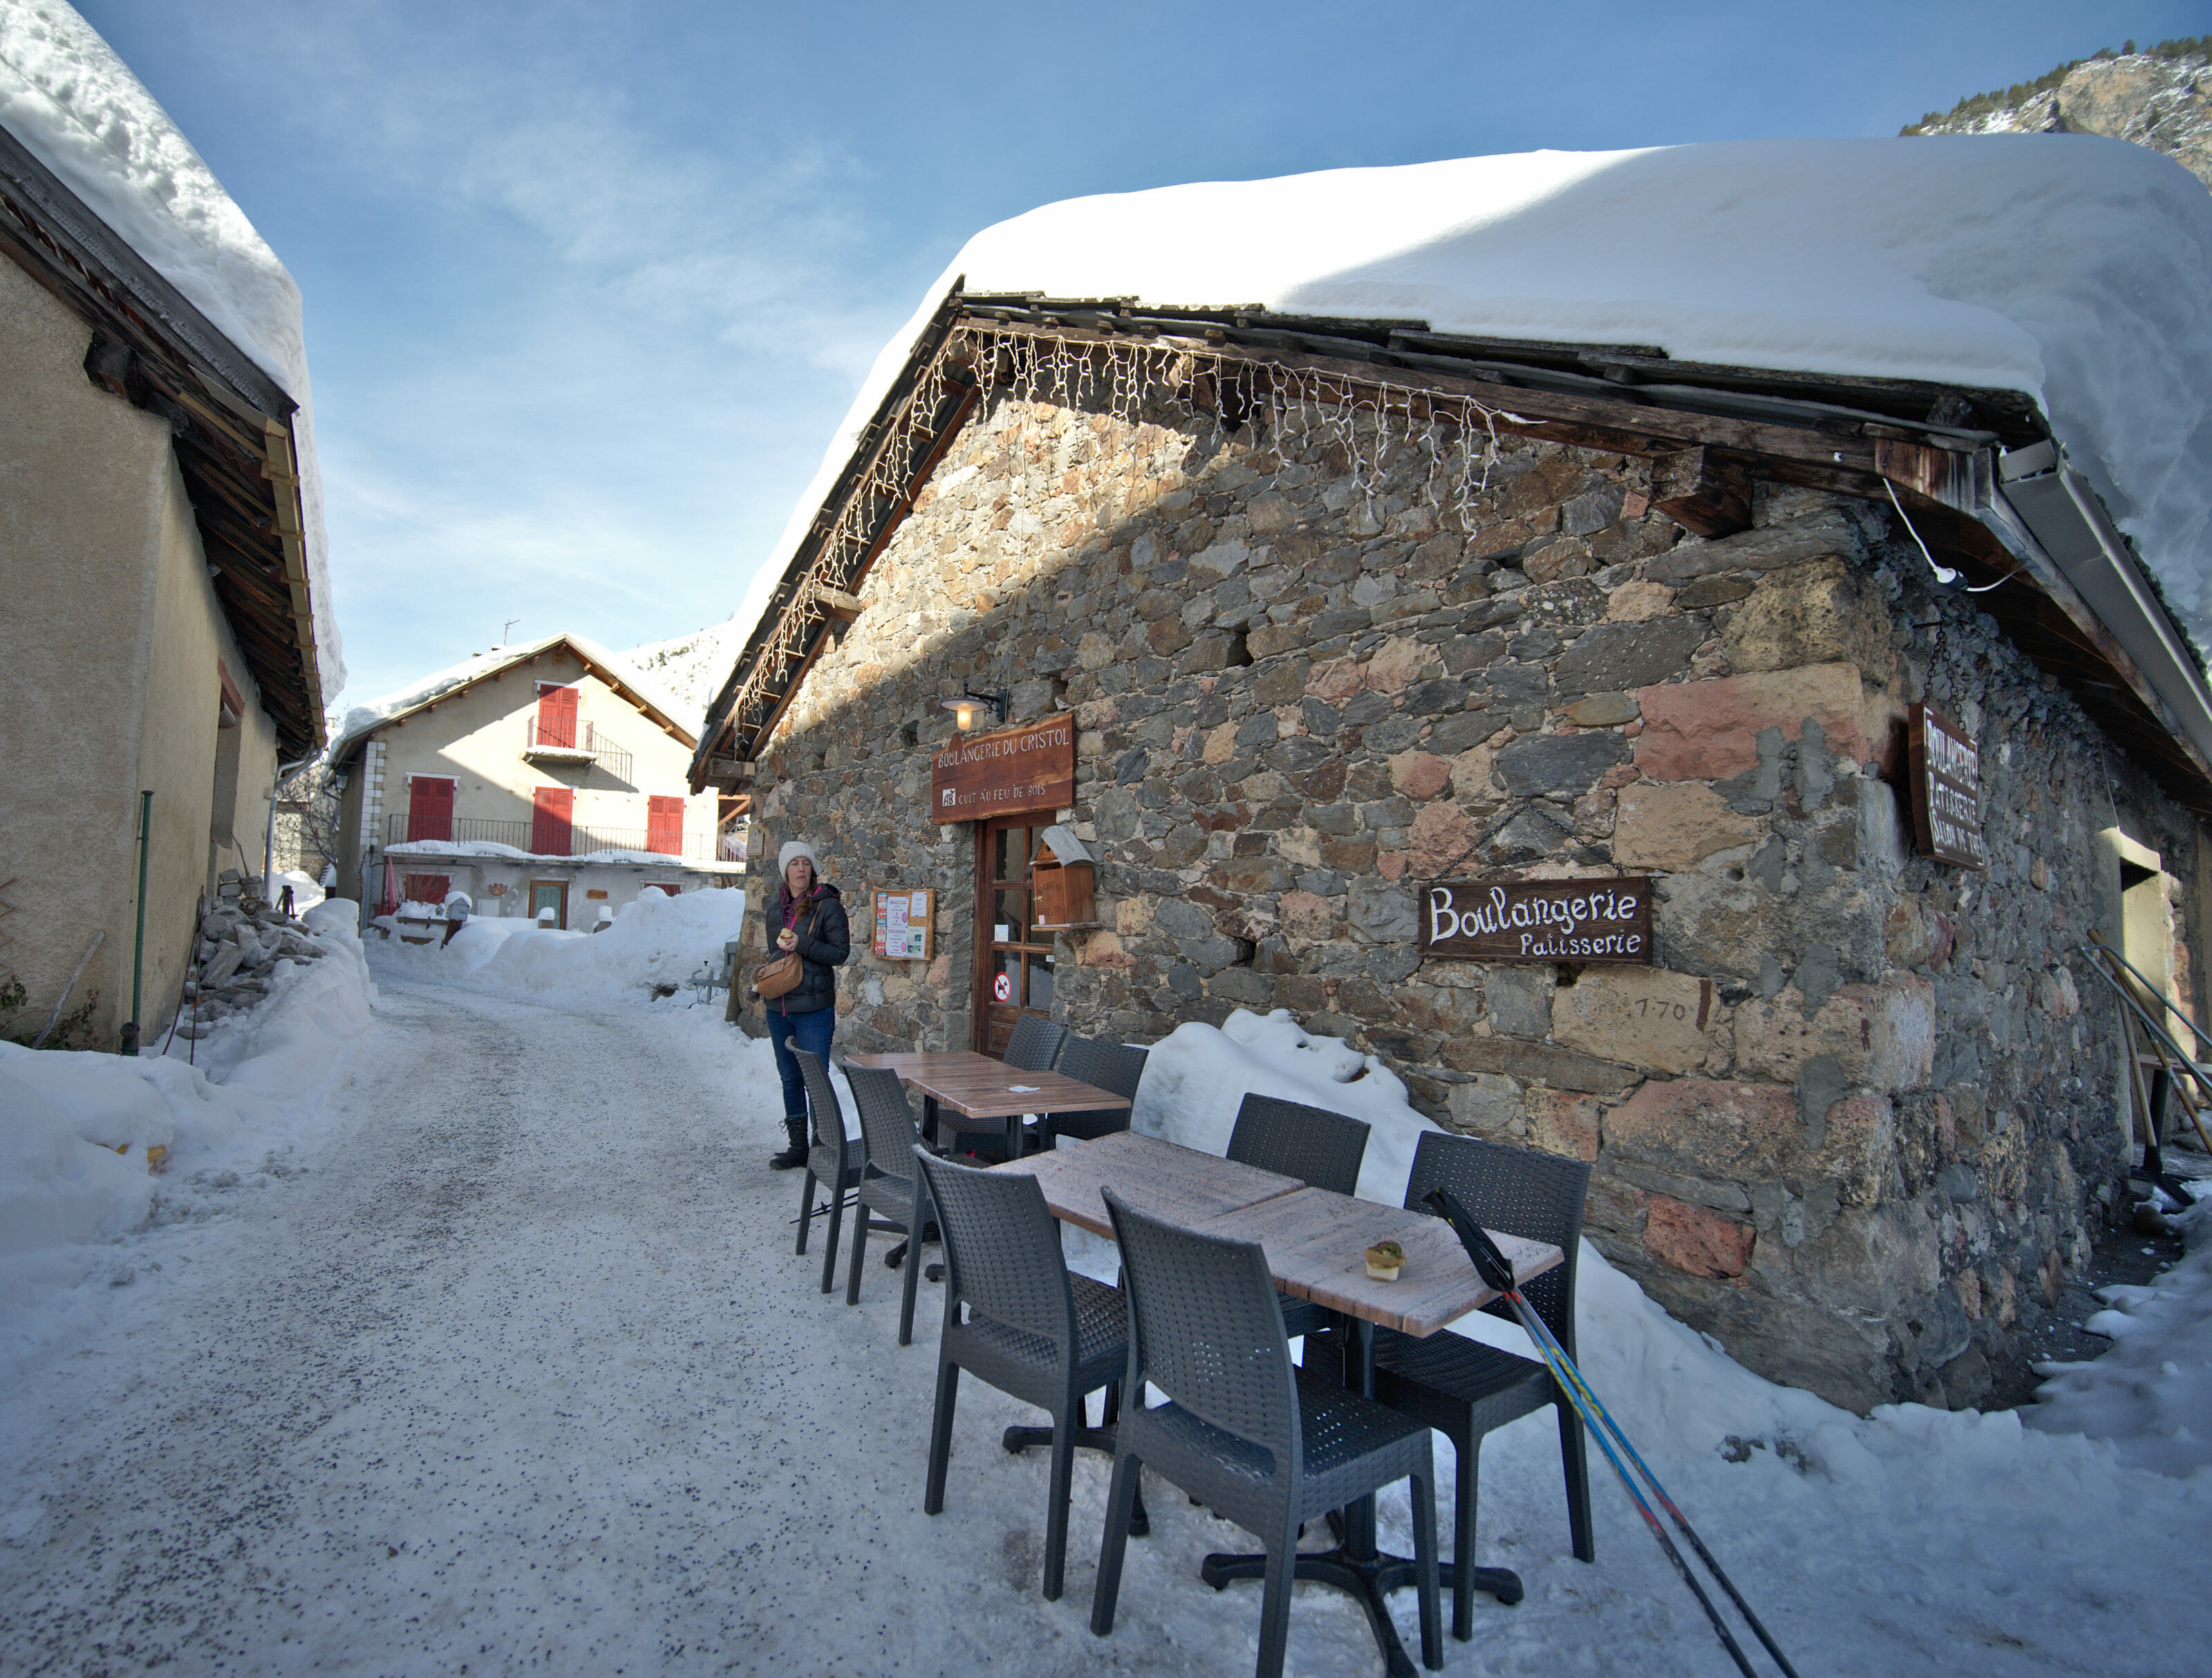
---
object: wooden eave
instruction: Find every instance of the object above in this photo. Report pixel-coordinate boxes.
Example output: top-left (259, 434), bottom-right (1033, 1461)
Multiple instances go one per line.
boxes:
top-left (0, 124), bottom-right (327, 756)
top-left (692, 292), bottom-right (2212, 814)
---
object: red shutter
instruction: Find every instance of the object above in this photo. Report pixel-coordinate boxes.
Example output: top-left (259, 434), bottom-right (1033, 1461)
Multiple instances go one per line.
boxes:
top-left (407, 776), bottom-right (455, 843)
top-left (647, 794), bottom-right (684, 857)
top-left (532, 786), bottom-right (574, 856)
top-left (536, 684), bottom-right (579, 749)
top-left (402, 873), bottom-right (451, 905)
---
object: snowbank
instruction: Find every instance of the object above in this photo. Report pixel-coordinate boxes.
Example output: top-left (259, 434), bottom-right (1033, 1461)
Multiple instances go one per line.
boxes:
top-left (0, 897), bottom-right (375, 1318)
top-left (1132, 1007), bottom-right (1440, 1204)
top-left (0, 0), bottom-right (342, 689)
top-left (732, 138), bottom-right (2212, 680)
top-left (373, 886), bottom-right (744, 1010)
top-left (2026, 1191), bottom-right (2212, 1475)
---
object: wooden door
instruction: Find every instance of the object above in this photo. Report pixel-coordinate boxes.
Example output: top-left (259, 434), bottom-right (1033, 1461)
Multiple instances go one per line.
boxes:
top-left (646, 794), bottom-right (685, 856)
top-left (532, 785), bottom-right (574, 855)
top-left (529, 879), bottom-right (568, 929)
top-left (974, 817), bottom-right (1056, 1056)
top-left (407, 775), bottom-right (455, 843)
top-left (537, 683), bottom-right (579, 749)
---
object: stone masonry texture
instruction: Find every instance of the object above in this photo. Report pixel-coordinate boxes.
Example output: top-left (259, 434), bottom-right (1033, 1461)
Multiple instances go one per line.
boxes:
top-left (738, 362), bottom-right (2204, 1415)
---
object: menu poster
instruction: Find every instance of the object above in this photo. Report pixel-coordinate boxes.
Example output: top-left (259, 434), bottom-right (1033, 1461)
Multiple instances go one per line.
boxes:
top-left (872, 888), bottom-right (934, 960)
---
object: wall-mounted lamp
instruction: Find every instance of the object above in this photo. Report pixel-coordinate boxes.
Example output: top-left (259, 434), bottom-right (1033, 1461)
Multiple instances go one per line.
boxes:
top-left (941, 687), bottom-right (1009, 732)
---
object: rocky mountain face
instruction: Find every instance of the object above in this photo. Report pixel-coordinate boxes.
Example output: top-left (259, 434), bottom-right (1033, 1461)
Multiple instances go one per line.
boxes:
top-left (1905, 38), bottom-right (2211, 190)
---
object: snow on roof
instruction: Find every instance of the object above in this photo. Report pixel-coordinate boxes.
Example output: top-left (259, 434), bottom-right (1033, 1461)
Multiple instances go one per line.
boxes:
top-left (331, 632), bottom-right (700, 761)
top-left (724, 137), bottom-right (2212, 694)
top-left (0, 0), bottom-right (342, 690)
top-left (621, 618), bottom-right (748, 736)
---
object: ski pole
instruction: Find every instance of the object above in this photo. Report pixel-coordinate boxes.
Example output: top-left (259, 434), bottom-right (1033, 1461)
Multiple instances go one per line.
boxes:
top-left (1425, 1188), bottom-right (1800, 1678)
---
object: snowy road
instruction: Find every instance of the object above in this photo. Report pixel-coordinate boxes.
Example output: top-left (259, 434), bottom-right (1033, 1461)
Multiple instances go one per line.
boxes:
top-left (4, 968), bottom-right (2206, 1677)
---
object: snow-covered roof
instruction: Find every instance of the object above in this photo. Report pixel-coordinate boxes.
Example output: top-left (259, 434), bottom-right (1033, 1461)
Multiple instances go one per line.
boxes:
top-left (330, 633), bottom-right (699, 763)
top-left (724, 137), bottom-right (2212, 688)
top-left (0, 0), bottom-right (341, 691)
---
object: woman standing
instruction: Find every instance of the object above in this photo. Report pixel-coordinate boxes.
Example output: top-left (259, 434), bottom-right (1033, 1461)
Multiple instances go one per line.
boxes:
top-left (765, 839), bottom-right (850, 1170)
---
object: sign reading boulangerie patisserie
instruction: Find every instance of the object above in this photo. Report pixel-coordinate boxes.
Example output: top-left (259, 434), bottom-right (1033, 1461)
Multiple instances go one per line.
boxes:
top-left (1421, 877), bottom-right (1654, 964)
top-left (930, 714), bottom-right (1075, 823)
top-left (1906, 701), bottom-right (1987, 869)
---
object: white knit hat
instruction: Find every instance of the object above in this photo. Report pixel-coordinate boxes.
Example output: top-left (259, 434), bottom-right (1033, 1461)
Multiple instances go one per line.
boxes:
top-left (778, 839), bottom-right (820, 876)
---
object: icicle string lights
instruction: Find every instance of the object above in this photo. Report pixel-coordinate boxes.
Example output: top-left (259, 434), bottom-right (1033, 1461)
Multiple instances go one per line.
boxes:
top-left (725, 317), bottom-right (1513, 752)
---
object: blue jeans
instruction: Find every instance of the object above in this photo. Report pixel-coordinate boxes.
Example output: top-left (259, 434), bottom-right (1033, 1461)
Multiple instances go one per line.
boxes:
top-left (767, 1005), bottom-right (836, 1127)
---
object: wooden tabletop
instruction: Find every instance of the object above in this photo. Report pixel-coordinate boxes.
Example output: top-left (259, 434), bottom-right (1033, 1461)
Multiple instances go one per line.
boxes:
top-left (990, 1129), bottom-right (1302, 1239)
top-left (991, 1130), bottom-right (1562, 1339)
top-left (846, 1050), bottom-right (1132, 1121)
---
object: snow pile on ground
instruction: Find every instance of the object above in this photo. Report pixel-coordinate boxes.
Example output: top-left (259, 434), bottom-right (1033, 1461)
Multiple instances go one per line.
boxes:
top-left (271, 868), bottom-right (326, 914)
top-left (1132, 1007), bottom-right (1440, 1204)
top-left (0, 896), bottom-right (376, 1349)
top-left (0, 0), bottom-right (341, 688)
top-left (740, 138), bottom-right (2212, 675)
top-left (2026, 1192), bottom-right (2212, 1474)
top-left (373, 886), bottom-right (745, 1009)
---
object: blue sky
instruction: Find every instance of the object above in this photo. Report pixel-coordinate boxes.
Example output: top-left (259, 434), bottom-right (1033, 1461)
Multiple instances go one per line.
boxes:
top-left (71, 0), bottom-right (2206, 710)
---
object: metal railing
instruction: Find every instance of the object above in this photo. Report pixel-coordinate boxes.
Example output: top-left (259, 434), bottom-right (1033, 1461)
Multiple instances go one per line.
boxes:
top-left (522, 719), bottom-right (634, 782)
top-left (383, 812), bottom-right (720, 861)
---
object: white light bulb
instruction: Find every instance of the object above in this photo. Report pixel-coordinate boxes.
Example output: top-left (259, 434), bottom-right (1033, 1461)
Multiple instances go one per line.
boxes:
top-left (955, 702), bottom-right (975, 731)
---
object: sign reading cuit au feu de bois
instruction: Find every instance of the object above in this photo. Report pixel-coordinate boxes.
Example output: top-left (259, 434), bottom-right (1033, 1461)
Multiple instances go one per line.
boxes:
top-left (1421, 877), bottom-right (1654, 964)
top-left (930, 714), bottom-right (1076, 823)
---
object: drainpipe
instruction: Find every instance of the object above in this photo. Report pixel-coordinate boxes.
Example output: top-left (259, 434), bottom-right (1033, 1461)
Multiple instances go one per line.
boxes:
top-left (121, 789), bottom-right (151, 1056)
top-left (263, 752), bottom-right (317, 904)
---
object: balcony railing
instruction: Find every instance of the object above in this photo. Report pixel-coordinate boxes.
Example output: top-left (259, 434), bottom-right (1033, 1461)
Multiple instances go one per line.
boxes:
top-left (384, 813), bottom-right (722, 861)
top-left (523, 719), bottom-right (634, 782)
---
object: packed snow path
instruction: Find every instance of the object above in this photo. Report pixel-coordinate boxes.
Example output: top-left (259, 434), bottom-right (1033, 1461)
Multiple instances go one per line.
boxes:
top-left (3, 971), bottom-right (2206, 1675)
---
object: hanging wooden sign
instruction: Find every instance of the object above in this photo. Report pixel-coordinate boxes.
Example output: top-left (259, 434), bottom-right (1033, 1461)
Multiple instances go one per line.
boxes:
top-left (930, 713), bottom-right (1075, 823)
top-left (1421, 877), bottom-right (1653, 964)
top-left (1906, 702), bottom-right (1987, 869)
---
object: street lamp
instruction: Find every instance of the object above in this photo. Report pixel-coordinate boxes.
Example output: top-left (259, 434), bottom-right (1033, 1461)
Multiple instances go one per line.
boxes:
top-left (942, 688), bottom-right (1008, 732)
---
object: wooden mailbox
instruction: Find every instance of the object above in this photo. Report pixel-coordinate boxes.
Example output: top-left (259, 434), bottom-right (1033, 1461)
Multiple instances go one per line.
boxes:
top-left (1032, 825), bottom-right (1098, 930)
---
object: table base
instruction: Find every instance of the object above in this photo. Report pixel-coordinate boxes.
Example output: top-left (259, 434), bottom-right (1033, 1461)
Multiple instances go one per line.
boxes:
top-left (1199, 1545), bottom-right (1516, 1675)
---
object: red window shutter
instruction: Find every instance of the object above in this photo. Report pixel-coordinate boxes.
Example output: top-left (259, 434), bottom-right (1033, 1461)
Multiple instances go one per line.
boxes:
top-left (647, 794), bottom-right (684, 856)
top-left (402, 873), bottom-right (451, 905)
top-left (532, 786), bottom-right (574, 856)
top-left (407, 776), bottom-right (456, 843)
top-left (536, 684), bottom-right (579, 750)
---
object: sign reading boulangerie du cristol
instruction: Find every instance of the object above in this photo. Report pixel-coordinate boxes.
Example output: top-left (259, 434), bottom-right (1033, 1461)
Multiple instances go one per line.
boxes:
top-left (1421, 877), bottom-right (1654, 964)
top-left (930, 714), bottom-right (1075, 823)
top-left (1906, 701), bottom-right (1987, 869)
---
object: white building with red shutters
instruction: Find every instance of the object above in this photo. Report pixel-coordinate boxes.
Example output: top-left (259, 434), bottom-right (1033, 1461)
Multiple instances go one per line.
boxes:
top-left (328, 633), bottom-right (742, 929)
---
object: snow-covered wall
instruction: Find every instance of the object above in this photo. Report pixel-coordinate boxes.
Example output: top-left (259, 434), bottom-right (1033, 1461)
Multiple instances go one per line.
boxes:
top-left (725, 138), bottom-right (2212, 688)
top-left (0, 0), bottom-right (342, 691)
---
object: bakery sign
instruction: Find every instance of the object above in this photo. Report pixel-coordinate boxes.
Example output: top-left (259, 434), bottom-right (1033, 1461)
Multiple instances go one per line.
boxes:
top-left (1421, 877), bottom-right (1653, 964)
top-left (930, 713), bottom-right (1076, 823)
top-left (1906, 702), bottom-right (1987, 869)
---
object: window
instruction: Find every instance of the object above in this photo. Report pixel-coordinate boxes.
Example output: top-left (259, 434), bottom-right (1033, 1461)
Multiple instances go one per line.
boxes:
top-left (647, 794), bottom-right (685, 857)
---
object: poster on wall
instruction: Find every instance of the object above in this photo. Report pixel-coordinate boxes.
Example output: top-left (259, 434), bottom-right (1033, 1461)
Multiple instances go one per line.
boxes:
top-left (930, 714), bottom-right (1075, 823)
top-left (872, 888), bottom-right (934, 960)
top-left (1906, 702), bottom-right (1988, 869)
top-left (1419, 877), bottom-right (1653, 964)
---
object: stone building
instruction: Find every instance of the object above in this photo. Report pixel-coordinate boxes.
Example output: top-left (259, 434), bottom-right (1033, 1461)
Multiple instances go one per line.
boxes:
top-left (691, 142), bottom-right (2212, 1412)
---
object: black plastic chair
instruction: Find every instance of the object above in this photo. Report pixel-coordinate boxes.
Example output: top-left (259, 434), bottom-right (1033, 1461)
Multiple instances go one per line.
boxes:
top-left (1226, 1093), bottom-right (1370, 1341)
top-left (916, 1148), bottom-right (1138, 1601)
top-left (1369, 1132), bottom-right (1594, 1641)
top-left (791, 1048), bottom-right (863, 1294)
top-left (1039, 1037), bottom-right (1147, 1151)
top-left (1092, 1188), bottom-right (1441, 1678)
top-left (1004, 1012), bottom-right (1067, 1073)
top-left (842, 1065), bottom-right (930, 1344)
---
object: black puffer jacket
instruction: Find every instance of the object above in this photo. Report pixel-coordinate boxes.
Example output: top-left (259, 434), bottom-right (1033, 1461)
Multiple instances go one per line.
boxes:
top-left (771, 882), bottom-right (850, 1016)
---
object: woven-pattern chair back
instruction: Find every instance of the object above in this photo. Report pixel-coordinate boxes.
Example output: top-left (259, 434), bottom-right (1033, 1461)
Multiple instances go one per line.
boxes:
top-left (915, 1149), bottom-right (1076, 1348)
top-left (1004, 1014), bottom-right (1067, 1073)
top-left (794, 1049), bottom-right (846, 1153)
top-left (849, 1066), bottom-right (918, 1186)
top-left (1405, 1131), bottom-right (1588, 1354)
top-left (1227, 1094), bottom-right (1370, 1196)
top-left (1105, 1188), bottom-right (1300, 1462)
top-left (1055, 1036), bottom-right (1147, 1103)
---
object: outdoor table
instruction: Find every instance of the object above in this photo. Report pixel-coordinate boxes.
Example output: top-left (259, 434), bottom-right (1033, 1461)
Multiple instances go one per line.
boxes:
top-left (845, 1049), bottom-right (1132, 1164)
top-left (994, 1130), bottom-right (1563, 1678)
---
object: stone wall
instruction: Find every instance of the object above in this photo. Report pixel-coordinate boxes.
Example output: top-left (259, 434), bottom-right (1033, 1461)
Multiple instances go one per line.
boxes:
top-left (744, 369), bottom-right (2204, 1412)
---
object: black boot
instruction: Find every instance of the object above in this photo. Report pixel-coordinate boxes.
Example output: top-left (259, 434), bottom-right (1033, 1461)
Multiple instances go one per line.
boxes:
top-left (769, 1119), bottom-right (808, 1170)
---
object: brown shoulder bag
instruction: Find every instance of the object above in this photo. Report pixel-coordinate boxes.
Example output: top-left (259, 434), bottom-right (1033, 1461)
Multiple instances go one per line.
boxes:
top-left (753, 902), bottom-right (814, 1002)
